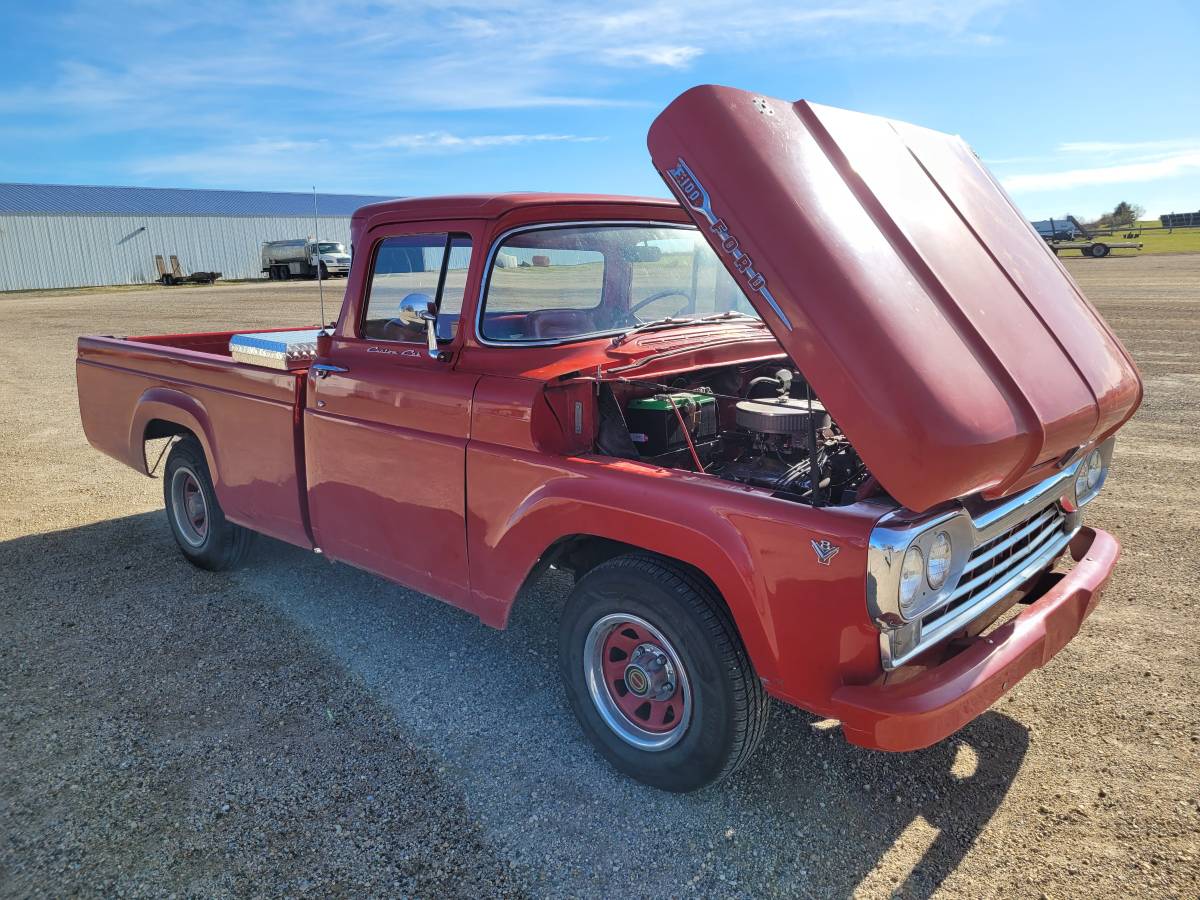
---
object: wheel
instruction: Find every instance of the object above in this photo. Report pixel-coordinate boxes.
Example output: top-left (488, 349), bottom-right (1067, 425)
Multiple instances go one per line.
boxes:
top-left (277, 266), bottom-right (289, 281)
top-left (319, 262), bottom-right (329, 279)
top-left (1089, 243), bottom-right (1110, 258)
top-left (268, 267), bottom-right (277, 281)
top-left (559, 554), bottom-right (769, 792)
top-left (163, 437), bottom-right (256, 571)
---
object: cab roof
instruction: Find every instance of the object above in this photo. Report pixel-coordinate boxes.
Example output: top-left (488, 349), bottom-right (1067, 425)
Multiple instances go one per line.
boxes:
top-left (350, 192), bottom-right (681, 225)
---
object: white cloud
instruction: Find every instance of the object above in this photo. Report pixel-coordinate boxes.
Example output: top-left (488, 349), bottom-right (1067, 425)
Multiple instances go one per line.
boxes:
top-left (8, 0), bottom-right (1015, 122)
top-left (603, 45), bottom-right (705, 68)
top-left (1057, 138), bottom-right (1200, 155)
top-left (357, 132), bottom-right (605, 151)
top-left (3, 0), bottom-right (1018, 189)
top-left (1002, 150), bottom-right (1200, 193)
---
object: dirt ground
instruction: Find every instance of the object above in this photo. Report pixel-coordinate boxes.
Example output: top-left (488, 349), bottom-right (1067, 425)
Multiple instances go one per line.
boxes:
top-left (1, 256), bottom-right (1198, 898)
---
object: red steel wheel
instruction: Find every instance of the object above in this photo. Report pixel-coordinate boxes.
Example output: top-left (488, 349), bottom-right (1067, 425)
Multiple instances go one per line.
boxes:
top-left (584, 613), bottom-right (692, 750)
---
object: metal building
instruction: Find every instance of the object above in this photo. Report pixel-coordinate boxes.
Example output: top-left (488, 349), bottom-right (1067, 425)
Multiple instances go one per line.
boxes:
top-left (0, 183), bottom-right (394, 291)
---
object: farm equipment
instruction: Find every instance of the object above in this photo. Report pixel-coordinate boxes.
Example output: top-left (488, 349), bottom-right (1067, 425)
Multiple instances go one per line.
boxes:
top-left (154, 254), bottom-right (221, 285)
top-left (1042, 216), bottom-right (1142, 258)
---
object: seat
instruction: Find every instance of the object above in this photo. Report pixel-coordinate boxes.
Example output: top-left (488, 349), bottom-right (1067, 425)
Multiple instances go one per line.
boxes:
top-left (525, 308), bottom-right (597, 340)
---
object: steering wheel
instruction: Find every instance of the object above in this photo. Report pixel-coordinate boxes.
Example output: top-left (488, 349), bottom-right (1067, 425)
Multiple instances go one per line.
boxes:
top-left (621, 288), bottom-right (693, 325)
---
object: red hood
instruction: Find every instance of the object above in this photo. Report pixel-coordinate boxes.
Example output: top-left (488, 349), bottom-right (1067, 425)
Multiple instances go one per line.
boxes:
top-left (648, 85), bottom-right (1142, 512)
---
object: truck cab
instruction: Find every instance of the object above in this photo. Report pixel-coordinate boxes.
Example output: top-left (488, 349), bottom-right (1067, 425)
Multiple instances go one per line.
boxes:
top-left (77, 86), bottom-right (1141, 792)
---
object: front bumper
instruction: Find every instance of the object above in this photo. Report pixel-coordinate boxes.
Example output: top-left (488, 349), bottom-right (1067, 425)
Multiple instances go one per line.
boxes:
top-left (831, 526), bottom-right (1118, 751)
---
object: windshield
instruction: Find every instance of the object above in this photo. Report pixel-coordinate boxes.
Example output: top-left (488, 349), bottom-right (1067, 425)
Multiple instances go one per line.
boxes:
top-left (317, 242), bottom-right (345, 254)
top-left (479, 224), bottom-right (759, 343)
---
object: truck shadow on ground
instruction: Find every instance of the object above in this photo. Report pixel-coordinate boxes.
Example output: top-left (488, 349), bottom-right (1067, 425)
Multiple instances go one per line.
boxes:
top-left (4, 514), bottom-right (1031, 898)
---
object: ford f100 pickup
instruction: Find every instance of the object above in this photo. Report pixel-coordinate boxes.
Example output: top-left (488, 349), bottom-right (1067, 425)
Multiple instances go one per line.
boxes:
top-left (77, 86), bottom-right (1142, 791)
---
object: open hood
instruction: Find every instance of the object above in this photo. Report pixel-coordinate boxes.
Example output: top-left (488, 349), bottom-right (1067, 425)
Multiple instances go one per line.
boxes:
top-left (648, 85), bottom-right (1142, 512)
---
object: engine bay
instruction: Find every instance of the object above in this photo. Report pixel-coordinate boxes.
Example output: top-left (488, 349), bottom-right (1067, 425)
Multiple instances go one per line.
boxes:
top-left (595, 361), bottom-right (875, 506)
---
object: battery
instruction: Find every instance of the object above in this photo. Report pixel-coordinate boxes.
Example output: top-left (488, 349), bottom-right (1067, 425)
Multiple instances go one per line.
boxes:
top-left (625, 392), bottom-right (718, 456)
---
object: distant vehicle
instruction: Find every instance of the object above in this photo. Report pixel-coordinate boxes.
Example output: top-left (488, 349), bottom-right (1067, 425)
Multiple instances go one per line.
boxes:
top-left (261, 240), bottom-right (351, 280)
top-left (1034, 216), bottom-right (1142, 258)
top-left (1032, 218), bottom-right (1080, 242)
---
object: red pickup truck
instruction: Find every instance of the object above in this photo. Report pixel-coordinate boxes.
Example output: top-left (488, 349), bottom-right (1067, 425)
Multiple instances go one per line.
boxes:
top-left (77, 86), bottom-right (1141, 791)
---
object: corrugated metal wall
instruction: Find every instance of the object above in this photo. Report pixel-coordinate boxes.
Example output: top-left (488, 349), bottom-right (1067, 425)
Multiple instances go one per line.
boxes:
top-left (0, 214), bottom-right (353, 291)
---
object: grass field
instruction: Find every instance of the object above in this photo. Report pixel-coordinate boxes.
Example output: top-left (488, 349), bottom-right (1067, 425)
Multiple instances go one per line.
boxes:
top-left (1075, 221), bottom-right (1200, 255)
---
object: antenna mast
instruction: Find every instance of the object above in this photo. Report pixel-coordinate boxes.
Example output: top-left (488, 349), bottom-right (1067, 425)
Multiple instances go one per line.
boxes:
top-left (312, 186), bottom-right (326, 328)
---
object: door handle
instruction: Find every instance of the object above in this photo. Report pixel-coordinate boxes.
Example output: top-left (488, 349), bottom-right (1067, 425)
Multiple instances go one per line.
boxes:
top-left (311, 363), bottom-right (349, 378)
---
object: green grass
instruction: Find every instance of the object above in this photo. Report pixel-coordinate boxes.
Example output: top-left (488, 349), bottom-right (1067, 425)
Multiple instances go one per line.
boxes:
top-left (1075, 221), bottom-right (1200, 255)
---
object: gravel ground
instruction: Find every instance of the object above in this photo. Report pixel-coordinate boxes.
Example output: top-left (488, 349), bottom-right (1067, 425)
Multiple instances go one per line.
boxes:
top-left (2, 258), bottom-right (1199, 898)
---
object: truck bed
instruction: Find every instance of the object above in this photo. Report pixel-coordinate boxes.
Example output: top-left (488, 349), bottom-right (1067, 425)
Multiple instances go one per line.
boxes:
top-left (76, 329), bottom-right (314, 547)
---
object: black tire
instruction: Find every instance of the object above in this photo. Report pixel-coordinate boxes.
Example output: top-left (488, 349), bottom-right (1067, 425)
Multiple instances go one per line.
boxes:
top-left (268, 267), bottom-right (277, 281)
top-left (1089, 243), bottom-right (1110, 258)
top-left (277, 266), bottom-right (289, 281)
top-left (319, 262), bottom-right (329, 279)
top-left (559, 554), bottom-right (769, 792)
top-left (163, 437), bottom-right (255, 571)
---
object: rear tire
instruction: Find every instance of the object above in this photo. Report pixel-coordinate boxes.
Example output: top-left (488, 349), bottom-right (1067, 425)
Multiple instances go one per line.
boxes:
top-left (163, 438), bottom-right (255, 571)
top-left (559, 554), bottom-right (769, 792)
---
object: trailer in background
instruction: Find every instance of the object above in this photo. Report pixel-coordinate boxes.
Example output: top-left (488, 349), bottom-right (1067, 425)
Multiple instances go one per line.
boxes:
top-left (1040, 216), bottom-right (1142, 258)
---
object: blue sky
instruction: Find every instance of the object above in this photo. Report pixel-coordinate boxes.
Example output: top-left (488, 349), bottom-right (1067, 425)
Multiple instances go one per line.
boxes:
top-left (2, 1), bottom-right (1198, 220)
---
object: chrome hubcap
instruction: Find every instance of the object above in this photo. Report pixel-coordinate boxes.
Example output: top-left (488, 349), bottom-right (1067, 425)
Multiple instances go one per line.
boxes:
top-left (624, 643), bottom-right (676, 701)
top-left (170, 466), bottom-right (209, 547)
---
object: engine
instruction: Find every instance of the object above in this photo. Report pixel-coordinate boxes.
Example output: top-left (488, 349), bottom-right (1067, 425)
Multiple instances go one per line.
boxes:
top-left (599, 363), bottom-right (873, 506)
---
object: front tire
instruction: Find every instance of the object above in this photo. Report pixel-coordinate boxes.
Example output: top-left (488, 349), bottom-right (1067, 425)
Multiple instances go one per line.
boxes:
top-left (163, 438), bottom-right (255, 571)
top-left (559, 554), bottom-right (769, 792)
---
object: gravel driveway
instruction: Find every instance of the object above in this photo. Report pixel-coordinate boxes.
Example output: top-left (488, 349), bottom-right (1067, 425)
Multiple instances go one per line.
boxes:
top-left (2, 259), bottom-right (1198, 898)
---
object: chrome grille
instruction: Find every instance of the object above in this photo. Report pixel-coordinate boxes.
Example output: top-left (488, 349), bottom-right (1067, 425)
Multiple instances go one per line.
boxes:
top-left (922, 503), bottom-right (1069, 633)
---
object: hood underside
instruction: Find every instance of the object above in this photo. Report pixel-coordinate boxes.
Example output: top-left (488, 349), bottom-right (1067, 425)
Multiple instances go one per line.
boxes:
top-left (648, 85), bottom-right (1142, 512)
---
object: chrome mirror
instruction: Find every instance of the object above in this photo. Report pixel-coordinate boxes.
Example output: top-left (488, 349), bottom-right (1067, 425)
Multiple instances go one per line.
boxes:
top-left (396, 292), bottom-right (433, 328)
top-left (395, 292), bottom-right (441, 360)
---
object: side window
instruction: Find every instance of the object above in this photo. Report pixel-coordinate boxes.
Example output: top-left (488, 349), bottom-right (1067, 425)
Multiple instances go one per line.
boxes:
top-left (362, 234), bottom-right (472, 342)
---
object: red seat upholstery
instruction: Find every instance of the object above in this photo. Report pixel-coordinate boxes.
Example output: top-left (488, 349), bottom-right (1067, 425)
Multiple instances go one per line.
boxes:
top-left (525, 308), bottom-right (597, 339)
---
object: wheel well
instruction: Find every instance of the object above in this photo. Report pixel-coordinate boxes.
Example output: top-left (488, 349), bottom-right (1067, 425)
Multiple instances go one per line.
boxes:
top-left (517, 534), bottom-right (724, 608)
top-left (144, 418), bottom-right (196, 442)
top-left (142, 419), bottom-right (199, 473)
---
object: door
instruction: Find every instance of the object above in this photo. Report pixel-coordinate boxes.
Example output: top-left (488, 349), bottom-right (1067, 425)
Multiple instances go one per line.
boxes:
top-left (304, 231), bottom-right (479, 607)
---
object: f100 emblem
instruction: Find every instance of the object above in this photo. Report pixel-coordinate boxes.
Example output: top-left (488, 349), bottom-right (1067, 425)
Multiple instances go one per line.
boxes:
top-left (811, 539), bottom-right (840, 566)
top-left (665, 157), bottom-right (793, 331)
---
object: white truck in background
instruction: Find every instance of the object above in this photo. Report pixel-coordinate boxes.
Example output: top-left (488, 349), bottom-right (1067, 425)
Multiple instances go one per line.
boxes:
top-left (262, 240), bottom-right (352, 280)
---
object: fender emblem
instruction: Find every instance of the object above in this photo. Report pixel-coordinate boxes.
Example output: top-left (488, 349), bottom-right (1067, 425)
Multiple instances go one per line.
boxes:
top-left (811, 539), bottom-right (840, 566)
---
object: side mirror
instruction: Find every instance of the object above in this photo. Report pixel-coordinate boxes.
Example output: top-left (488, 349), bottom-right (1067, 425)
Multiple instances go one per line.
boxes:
top-left (396, 292), bottom-right (442, 360)
top-left (316, 330), bottom-right (333, 357)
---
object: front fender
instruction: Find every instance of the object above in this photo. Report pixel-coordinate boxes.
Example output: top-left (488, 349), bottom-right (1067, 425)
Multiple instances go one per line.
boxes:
top-left (467, 448), bottom-right (882, 694)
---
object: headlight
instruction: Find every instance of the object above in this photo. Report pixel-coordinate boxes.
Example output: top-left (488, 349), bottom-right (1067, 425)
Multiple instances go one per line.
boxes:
top-left (927, 531), bottom-right (952, 590)
top-left (1074, 448), bottom-right (1106, 505)
top-left (898, 545), bottom-right (924, 615)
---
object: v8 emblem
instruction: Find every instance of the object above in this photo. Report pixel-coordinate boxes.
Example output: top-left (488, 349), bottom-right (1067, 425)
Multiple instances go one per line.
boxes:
top-left (810, 539), bottom-right (840, 566)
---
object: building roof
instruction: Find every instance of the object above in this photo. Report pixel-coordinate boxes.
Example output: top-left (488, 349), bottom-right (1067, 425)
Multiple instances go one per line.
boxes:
top-left (0, 182), bottom-right (396, 217)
